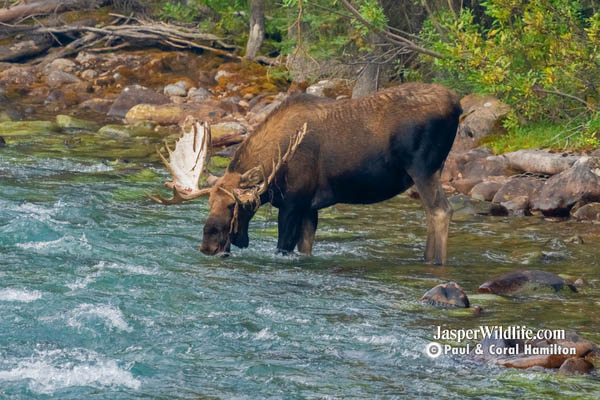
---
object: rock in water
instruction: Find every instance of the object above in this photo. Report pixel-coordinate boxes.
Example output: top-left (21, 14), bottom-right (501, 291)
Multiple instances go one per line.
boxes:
top-left (477, 269), bottom-right (577, 295)
top-left (0, 136), bottom-right (5, 147)
top-left (531, 157), bottom-right (600, 216)
top-left (421, 282), bottom-right (470, 308)
top-left (558, 357), bottom-right (594, 376)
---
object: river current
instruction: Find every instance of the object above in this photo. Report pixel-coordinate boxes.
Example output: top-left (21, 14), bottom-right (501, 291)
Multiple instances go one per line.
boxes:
top-left (1, 138), bottom-right (599, 398)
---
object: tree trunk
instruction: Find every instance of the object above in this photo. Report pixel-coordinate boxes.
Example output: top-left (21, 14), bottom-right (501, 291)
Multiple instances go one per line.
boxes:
top-left (352, 62), bottom-right (379, 99)
top-left (245, 0), bottom-right (264, 60)
top-left (352, 34), bottom-right (380, 99)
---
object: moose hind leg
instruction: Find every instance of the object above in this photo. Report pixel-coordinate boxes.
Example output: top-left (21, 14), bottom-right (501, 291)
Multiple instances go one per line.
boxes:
top-left (276, 205), bottom-right (305, 255)
top-left (411, 170), bottom-right (452, 265)
top-left (297, 210), bottom-right (318, 255)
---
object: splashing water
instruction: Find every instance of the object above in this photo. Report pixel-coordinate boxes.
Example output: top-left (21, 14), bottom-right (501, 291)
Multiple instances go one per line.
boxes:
top-left (1, 145), bottom-right (599, 398)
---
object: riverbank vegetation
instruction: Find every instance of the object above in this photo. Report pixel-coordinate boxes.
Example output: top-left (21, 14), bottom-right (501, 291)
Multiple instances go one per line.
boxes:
top-left (0, 0), bottom-right (598, 152)
top-left (154, 0), bottom-right (600, 151)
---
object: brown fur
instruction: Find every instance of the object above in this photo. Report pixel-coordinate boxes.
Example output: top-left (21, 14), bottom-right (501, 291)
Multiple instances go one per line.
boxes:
top-left (201, 82), bottom-right (461, 263)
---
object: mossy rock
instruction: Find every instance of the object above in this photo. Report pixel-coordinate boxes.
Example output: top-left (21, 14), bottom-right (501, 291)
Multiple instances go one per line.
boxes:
top-left (209, 156), bottom-right (230, 169)
top-left (56, 115), bottom-right (98, 132)
top-left (124, 169), bottom-right (159, 183)
top-left (97, 124), bottom-right (157, 139)
top-left (112, 187), bottom-right (147, 201)
top-left (0, 121), bottom-right (59, 137)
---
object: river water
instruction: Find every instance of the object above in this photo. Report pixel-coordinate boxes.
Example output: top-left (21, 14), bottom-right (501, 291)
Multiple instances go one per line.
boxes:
top-left (0, 126), bottom-right (599, 398)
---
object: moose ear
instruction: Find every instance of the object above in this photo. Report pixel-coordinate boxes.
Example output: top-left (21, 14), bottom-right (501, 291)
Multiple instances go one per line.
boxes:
top-left (239, 166), bottom-right (264, 188)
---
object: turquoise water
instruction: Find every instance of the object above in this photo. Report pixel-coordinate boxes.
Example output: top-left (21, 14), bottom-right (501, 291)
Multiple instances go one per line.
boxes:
top-left (1, 142), bottom-right (599, 398)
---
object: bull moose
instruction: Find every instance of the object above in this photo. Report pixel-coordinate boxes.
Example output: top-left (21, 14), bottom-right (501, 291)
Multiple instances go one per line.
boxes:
top-left (148, 82), bottom-right (462, 264)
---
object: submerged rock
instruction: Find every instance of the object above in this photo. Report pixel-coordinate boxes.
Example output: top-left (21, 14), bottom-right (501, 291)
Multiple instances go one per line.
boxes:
top-left (421, 282), bottom-right (470, 308)
top-left (56, 115), bottom-right (97, 132)
top-left (0, 121), bottom-right (58, 137)
top-left (491, 333), bottom-right (597, 371)
top-left (449, 194), bottom-right (508, 217)
top-left (558, 357), bottom-right (594, 376)
top-left (98, 124), bottom-right (157, 139)
top-left (477, 269), bottom-right (577, 295)
top-left (572, 202), bottom-right (600, 222)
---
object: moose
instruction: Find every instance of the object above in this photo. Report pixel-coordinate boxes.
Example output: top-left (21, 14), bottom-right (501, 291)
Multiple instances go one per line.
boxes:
top-left (148, 82), bottom-right (462, 264)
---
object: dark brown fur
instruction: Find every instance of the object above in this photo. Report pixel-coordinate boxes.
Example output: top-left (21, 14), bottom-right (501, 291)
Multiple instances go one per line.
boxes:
top-left (200, 82), bottom-right (461, 264)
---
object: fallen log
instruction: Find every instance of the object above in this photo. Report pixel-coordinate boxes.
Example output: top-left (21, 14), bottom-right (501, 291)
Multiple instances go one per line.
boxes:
top-left (0, 0), bottom-right (107, 24)
top-left (0, 34), bottom-right (52, 62)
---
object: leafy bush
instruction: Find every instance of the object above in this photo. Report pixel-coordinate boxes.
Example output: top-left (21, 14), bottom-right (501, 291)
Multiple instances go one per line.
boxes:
top-left (420, 0), bottom-right (600, 149)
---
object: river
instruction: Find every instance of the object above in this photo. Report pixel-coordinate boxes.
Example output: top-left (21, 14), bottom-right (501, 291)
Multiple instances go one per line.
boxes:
top-left (0, 124), bottom-right (599, 398)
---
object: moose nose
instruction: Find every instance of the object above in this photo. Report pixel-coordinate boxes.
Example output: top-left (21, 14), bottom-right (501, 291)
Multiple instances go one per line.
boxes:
top-left (199, 242), bottom-right (217, 256)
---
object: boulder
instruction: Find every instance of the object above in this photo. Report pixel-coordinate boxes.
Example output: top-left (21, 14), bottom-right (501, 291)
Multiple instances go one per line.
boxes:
top-left (44, 58), bottom-right (77, 74)
top-left (501, 196), bottom-right (530, 215)
top-left (477, 269), bottom-right (577, 295)
top-left (421, 282), bottom-right (470, 308)
top-left (0, 121), bottom-right (58, 137)
top-left (470, 181), bottom-right (502, 201)
top-left (443, 146), bottom-right (493, 182)
top-left (531, 157), bottom-right (600, 216)
top-left (80, 69), bottom-right (98, 80)
top-left (462, 155), bottom-right (511, 181)
top-left (452, 178), bottom-right (482, 195)
top-left (45, 70), bottom-right (81, 87)
top-left (187, 87), bottom-right (211, 102)
top-left (458, 94), bottom-right (510, 141)
top-left (491, 177), bottom-right (545, 205)
top-left (0, 65), bottom-right (36, 86)
top-left (211, 121), bottom-right (247, 140)
top-left (572, 202), bottom-right (600, 221)
top-left (504, 149), bottom-right (580, 175)
top-left (56, 115), bottom-right (97, 132)
top-left (558, 357), bottom-right (594, 376)
top-left (164, 83), bottom-right (188, 97)
top-left (125, 101), bottom-right (227, 125)
top-left (107, 85), bottom-right (170, 118)
top-left (79, 98), bottom-right (114, 114)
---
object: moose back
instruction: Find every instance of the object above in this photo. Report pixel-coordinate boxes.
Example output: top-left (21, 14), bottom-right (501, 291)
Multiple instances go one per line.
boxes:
top-left (149, 82), bottom-right (462, 264)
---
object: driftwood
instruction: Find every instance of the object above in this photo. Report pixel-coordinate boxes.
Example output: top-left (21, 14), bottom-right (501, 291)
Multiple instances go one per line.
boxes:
top-left (0, 0), bottom-right (107, 23)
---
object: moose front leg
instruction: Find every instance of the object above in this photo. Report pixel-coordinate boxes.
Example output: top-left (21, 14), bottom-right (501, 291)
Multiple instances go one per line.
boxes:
top-left (297, 210), bottom-right (318, 255)
top-left (411, 170), bottom-right (452, 265)
top-left (276, 205), bottom-right (305, 255)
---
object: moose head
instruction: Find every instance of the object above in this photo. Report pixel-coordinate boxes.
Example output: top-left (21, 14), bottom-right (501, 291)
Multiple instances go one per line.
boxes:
top-left (147, 118), bottom-right (307, 256)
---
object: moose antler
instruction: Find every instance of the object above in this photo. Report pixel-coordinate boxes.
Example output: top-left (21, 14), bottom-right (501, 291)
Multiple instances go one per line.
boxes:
top-left (146, 119), bottom-right (212, 205)
top-left (234, 122), bottom-right (308, 209)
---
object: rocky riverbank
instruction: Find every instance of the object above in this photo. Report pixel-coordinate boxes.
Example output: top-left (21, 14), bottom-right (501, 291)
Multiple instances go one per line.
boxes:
top-left (1, 49), bottom-right (600, 222)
